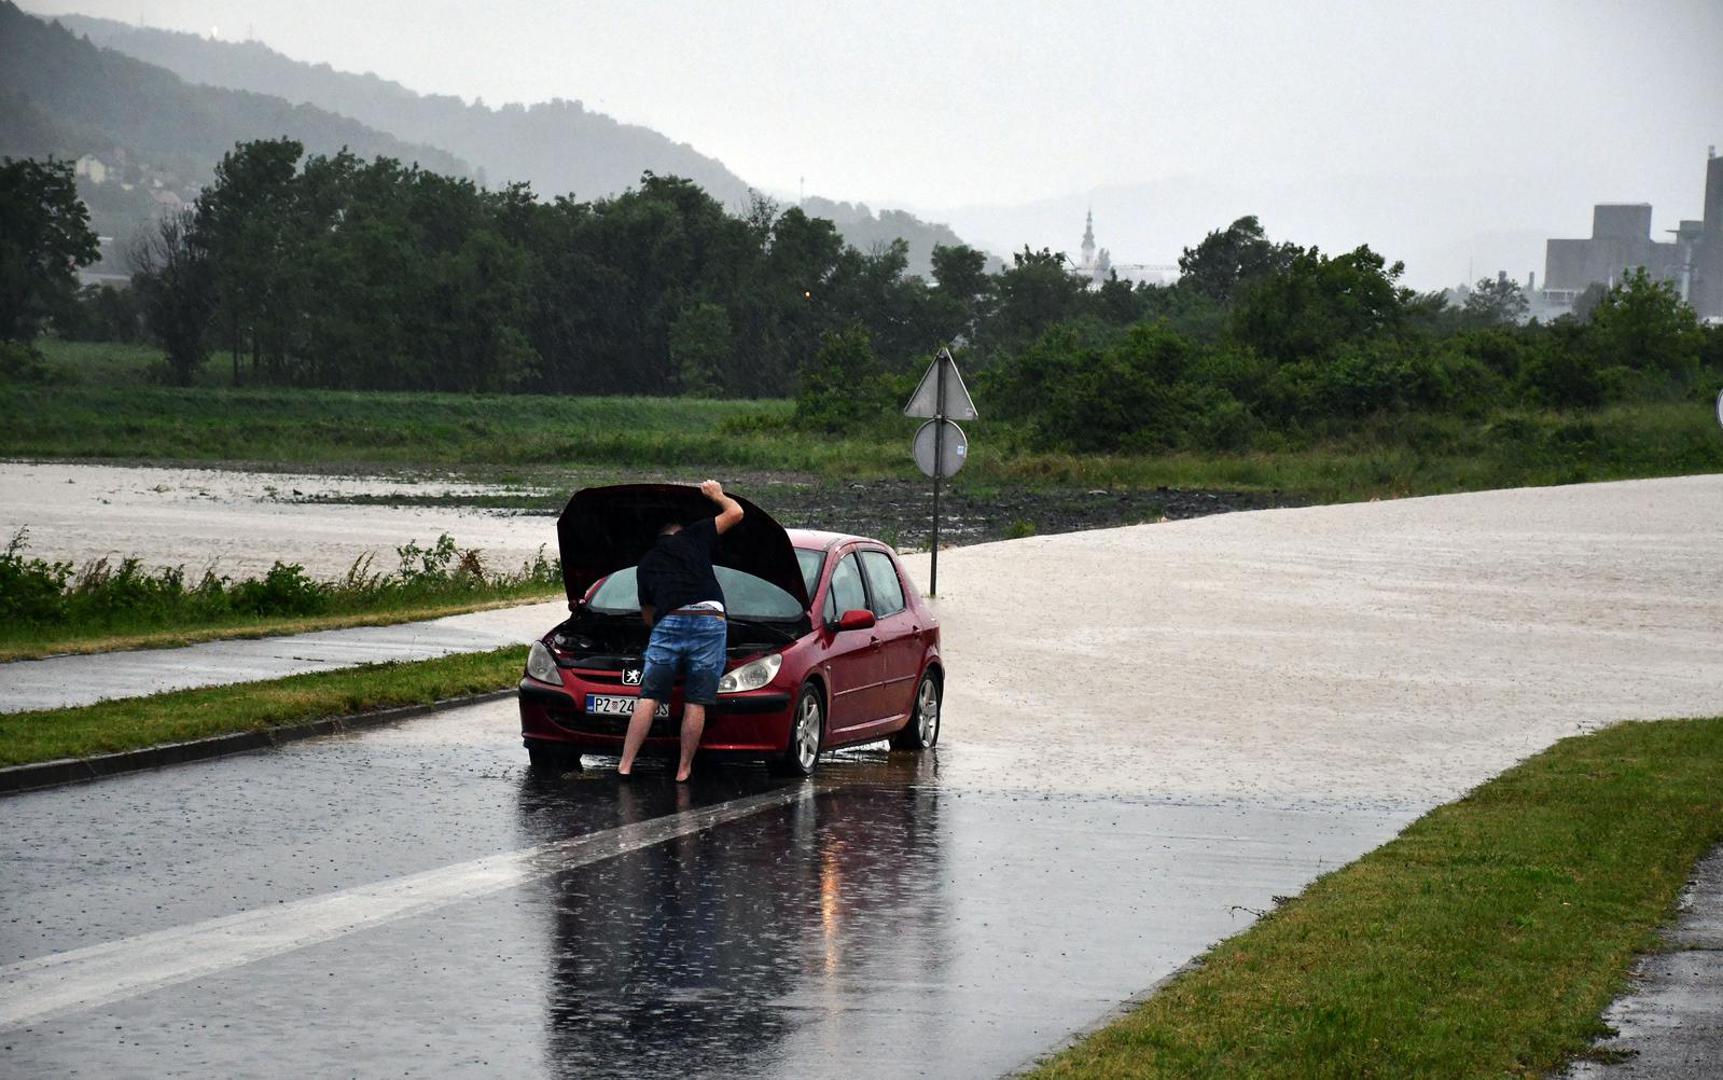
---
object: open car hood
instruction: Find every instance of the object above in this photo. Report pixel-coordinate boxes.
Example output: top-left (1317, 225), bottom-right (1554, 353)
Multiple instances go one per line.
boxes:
top-left (557, 484), bottom-right (810, 611)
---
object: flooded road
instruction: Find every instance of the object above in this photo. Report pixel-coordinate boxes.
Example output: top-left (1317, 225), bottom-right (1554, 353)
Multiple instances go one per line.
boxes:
top-left (4, 475), bottom-right (1721, 1076)
top-left (1, 702), bottom-right (1407, 1078)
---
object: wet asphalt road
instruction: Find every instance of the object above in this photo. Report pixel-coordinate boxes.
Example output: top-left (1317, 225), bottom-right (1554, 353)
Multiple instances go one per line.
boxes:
top-left (1, 700), bottom-right (1409, 1079)
top-left (8, 476), bottom-right (1718, 1076)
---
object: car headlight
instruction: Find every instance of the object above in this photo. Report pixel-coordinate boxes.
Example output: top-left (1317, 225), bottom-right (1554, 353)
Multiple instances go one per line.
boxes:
top-left (717, 653), bottom-right (781, 694)
top-left (525, 640), bottom-right (560, 684)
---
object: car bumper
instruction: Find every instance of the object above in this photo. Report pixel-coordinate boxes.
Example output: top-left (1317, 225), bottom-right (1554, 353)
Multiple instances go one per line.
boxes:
top-left (518, 678), bottom-right (794, 755)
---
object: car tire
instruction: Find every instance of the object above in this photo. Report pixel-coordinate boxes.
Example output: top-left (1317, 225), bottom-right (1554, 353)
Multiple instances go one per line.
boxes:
top-left (770, 683), bottom-right (825, 777)
top-left (526, 742), bottom-right (582, 773)
top-left (890, 671), bottom-right (941, 751)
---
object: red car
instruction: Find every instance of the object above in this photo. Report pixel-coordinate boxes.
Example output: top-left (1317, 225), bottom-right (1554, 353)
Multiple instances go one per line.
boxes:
top-left (519, 484), bottom-right (943, 776)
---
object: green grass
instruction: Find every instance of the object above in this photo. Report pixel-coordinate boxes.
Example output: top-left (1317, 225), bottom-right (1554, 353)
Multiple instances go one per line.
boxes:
top-left (1030, 716), bottom-right (1723, 1079)
top-left (0, 646), bottom-right (525, 766)
top-left (7, 339), bottom-right (1720, 501)
top-left (32, 339), bottom-right (230, 388)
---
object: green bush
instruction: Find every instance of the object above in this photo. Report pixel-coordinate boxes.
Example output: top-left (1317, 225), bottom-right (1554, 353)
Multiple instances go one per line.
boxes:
top-left (0, 531), bottom-right (561, 643)
top-left (0, 530), bottom-right (72, 622)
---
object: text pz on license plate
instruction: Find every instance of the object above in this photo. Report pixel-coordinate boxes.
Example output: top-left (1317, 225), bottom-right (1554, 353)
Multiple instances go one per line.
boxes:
top-left (586, 694), bottom-right (670, 719)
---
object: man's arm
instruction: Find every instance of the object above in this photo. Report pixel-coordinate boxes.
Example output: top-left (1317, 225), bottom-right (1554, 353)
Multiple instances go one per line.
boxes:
top-left (701, 479), bottom-right (744, 534)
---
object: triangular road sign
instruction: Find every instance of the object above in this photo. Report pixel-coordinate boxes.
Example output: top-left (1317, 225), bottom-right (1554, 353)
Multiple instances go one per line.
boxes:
top-left (903, 349), bottom-right (978, 420)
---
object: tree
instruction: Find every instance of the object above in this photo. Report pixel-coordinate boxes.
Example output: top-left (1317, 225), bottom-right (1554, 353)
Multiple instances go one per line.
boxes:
top-left (1585, 268), bottom-right (1702, 388)
top-left (988, 247), bottom-right (1086, 350)
top-left (928, 242), bottom-right (992, 344)
top-left (669, 302), bottom-right (733, 396)
top-left (0, 157), bottom-right (100, 342)
top-left (129, 208), bottom-right (215, 385)
top-left (793, 324), bottom-right (896, 432)
top-left (197, 139), bottom-right (305, 383)
top-left (1570, 282), bottom-right (1608, 323)
top-left (1463, 276), bottom-right (1529, 326)
top-left (1176, 216), bottom-right (1298, 305)
top-left (1231, 245), bottom-right (1413, 364)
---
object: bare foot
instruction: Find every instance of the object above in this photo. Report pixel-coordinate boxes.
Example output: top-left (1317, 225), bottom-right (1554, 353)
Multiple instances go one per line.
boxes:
top-left (675, 766), bottom-right (692, 782)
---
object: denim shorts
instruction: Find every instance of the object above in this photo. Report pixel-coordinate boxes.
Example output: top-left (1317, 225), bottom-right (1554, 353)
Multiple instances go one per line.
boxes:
top-left (640, 613), bottom-right (728, 706)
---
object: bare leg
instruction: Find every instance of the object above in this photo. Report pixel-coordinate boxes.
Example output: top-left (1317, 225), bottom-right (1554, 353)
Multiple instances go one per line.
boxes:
top-left (618, 697), bottom-right (658, 775)
top-left (676, 703), bottom-right (706, 782)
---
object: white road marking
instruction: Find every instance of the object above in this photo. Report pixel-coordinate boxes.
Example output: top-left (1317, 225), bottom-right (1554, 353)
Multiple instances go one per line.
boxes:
top-left (0, 783), bottom-right (815, 1030)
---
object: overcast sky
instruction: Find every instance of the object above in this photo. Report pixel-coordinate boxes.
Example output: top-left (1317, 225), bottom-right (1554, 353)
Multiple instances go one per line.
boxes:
top-left (27, 0), bottom-right (1723, 285)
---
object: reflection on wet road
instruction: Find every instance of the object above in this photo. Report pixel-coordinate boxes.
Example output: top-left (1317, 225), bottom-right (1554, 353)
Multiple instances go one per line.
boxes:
top-left (0, 699), bottom-right (1407, 1078)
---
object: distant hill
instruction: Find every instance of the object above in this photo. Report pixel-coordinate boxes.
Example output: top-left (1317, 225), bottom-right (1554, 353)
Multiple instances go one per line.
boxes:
top-left (50, 10), bottom-right (987, 275)
top-left (54, 11), bottom-right (756, 208)
top-left (0, 2), bottom-right (469, 247)
top-left (801, 196), bottom-right (1004, 275)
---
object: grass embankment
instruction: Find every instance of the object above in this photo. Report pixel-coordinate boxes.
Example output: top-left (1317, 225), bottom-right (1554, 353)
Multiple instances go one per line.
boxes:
top-left (9, 340), bottom-right (1721, 502)
top-left (1032, 717), bottom-right (1723, 1079)
top-left (0, 646), bottom-right (524, 767)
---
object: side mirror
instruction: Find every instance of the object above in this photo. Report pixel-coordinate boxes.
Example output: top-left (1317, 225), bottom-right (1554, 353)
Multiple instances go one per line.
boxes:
top-left (834, 608), bottom-right (876, 632)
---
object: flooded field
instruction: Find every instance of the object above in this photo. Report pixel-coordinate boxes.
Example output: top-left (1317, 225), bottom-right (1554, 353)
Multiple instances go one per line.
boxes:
top-left (1, 460), bottom-right (1292, 579)
top-left (0, 462), bottom-right (558, 579)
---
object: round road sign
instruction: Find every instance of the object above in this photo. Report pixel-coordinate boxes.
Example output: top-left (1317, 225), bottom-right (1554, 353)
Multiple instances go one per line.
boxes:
top-left (913, 419), bottom-right (968, 479)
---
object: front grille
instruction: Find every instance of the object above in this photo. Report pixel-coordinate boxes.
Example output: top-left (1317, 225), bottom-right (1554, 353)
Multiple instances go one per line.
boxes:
top-left (547, 705), bottom-right (679, 739)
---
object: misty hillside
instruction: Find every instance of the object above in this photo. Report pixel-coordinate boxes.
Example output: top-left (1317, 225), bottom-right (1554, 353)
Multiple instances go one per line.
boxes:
top-left (802, 196), bottom-right (1003, 275)
top-left (53, 11), bottom-right (985, 276)
top-left (0, 3), bottom-right (469, 241)
top-left (55, 11), bottom-right (751, 209)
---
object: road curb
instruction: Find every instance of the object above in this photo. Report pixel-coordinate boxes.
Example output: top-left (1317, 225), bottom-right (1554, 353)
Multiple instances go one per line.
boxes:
top-left (0, 688), bottom-right (517, 796)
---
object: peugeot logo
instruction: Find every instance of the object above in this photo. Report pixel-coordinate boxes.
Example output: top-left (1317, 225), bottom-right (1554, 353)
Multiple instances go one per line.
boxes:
top-left (622, 667), bottom-right (643, 686)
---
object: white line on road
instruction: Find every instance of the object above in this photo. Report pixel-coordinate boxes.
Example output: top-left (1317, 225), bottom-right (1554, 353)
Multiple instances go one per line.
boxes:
top-left (0, 783), bottom-right (815, 1030)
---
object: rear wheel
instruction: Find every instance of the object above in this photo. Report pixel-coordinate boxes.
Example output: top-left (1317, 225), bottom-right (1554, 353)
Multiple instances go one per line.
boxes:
top-left (890, 671), bottom-right (941, 751)
top-left (526, 742), bottom-right (582, 773)
top-left (770, 683), bottom-right (825, 777)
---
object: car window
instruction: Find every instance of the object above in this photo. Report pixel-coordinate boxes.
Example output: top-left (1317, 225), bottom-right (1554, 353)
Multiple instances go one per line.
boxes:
top-left (825, 552), bottom-right (867, 621)
top-left (859, 550), bottom-right (906, 616)
top-left (796, 548), bottom-right (824, 598)
top-left (590, 565), bottom-right (803, 621)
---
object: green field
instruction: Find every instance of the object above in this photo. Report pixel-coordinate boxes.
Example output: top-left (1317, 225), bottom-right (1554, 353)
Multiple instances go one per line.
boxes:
top-left (6, 340), bottom-right (1722, 502)
top-left (1032, 716), bottom-right (1723, 1079)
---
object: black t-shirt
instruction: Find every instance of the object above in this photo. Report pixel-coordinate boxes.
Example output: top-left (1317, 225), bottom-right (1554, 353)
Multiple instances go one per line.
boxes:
top-left (636, 517), bottom-right (723, 615)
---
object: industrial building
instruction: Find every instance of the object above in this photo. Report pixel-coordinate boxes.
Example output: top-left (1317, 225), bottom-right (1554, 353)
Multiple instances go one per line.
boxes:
top-left (1543, 149), bottom-right (1723, 320)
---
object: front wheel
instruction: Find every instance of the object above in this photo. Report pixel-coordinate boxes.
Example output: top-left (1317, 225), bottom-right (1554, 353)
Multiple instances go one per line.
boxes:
top-left (770, 683), bottom-right (825, 777)
top-left (890, 671), bottom-right (941, 751)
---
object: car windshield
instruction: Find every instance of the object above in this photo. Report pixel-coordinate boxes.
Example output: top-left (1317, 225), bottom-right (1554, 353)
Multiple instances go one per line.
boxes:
top-left (589, 549), bottom-right (823, 622)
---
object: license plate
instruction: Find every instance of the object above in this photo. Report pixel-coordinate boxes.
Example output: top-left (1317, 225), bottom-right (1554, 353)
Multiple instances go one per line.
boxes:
top-left (586, 694), bottom-right (670, 719)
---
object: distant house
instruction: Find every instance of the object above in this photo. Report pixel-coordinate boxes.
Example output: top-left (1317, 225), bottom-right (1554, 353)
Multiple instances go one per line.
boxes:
top-left (74, 154), bottom-right (107, 185)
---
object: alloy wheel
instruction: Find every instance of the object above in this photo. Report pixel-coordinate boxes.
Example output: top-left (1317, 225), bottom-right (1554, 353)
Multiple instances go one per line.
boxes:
top-left (915, 676), bottom-right (940, 746)
top-left (794, 692), bottom-right (822, 771)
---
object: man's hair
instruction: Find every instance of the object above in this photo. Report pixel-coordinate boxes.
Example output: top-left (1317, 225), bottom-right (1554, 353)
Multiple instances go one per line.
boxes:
top-left (657, 521), bottom-right (683, 537)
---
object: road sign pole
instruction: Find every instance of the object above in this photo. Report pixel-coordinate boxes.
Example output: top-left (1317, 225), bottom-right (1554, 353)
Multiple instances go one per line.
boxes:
top-left (905, 345), bottom-right (975, 599)
top-left (930, 350), bottom-right (946, 597)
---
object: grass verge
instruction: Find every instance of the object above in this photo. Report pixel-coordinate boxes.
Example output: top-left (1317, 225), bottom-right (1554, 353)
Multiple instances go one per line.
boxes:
top-left (1029, 716), bottom-right (1723, 1079)
top-left (0, 646), bottom-right (525, 767)
top-left (0, 592), bottom-right (556, 662)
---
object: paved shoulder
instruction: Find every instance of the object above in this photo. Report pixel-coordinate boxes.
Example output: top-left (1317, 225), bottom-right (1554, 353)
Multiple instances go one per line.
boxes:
top-left (1563, 845), bottom-right (1723, 1079)
top-left (0, 601), bottom-right (566, 713)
